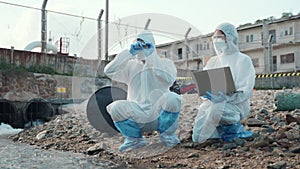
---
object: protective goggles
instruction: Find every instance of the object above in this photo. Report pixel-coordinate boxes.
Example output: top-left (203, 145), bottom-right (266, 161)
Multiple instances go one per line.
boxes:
top-left (135, 38), bottom-right (150, 49)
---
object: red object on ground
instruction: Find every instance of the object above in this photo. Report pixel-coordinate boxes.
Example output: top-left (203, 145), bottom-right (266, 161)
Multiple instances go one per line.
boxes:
top-left (180, 84), bottom-right (196, 94)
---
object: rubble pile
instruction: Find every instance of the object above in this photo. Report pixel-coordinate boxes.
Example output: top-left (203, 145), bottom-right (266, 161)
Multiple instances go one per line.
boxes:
top-left (10, 89), bottom-right (300, 168)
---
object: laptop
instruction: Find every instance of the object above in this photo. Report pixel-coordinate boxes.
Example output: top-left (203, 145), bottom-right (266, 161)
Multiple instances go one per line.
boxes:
top-left (191, 66), bottom-right (236, 96)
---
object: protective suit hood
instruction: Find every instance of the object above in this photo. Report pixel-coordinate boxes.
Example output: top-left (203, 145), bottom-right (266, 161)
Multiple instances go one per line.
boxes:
top-left (136, 30), bottom-right (156, 61)
top-left (215, 23), bottom-right (239, 55)
top-left (137, 30), bottom-right (156, 45)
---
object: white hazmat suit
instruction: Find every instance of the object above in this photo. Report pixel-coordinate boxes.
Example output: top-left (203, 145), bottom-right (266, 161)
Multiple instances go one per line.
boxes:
top-left (104, 30), bottom-right (182, 152)
top-left (192, 23), bottom-right (256, 143)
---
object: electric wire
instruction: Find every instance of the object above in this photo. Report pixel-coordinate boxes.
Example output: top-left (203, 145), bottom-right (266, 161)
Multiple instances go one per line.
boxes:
top-left (0, 0), bottom-right (194, 38)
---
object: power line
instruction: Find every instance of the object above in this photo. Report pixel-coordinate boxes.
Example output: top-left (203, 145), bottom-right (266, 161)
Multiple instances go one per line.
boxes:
top-left (0, 0), bottom-right (192, 38)
top-left (0, 0), bottom-right (98, 21)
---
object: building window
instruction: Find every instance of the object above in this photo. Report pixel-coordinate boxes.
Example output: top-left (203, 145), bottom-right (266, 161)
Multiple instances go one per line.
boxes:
top-left (200, 44), bottom-right (203, 51)
top-left (289, 27), bottom-right (293, 35)
top-left (246, 34), bottom-right (254, 43)
top-left (280, 53), bottom-right (294, 64)
top-left (252, 58), bottom-right (259, 67)
top-left (162, 51), bottom-right (167, 58)
top-left (177, 48), bottom-right (182, 59)
top-left (280, 27), bottom-right (293, 37)
top-left (207, 43), bottom-right (210, 50)
top-left (269, 30), bottom-right (276, 43)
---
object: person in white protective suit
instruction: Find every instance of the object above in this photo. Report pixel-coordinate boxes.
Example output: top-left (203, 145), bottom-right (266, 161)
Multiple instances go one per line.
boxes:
top-left (192, 22), bottom-right (256, 143)
top-left (104, 30), bottom-right (182, 152)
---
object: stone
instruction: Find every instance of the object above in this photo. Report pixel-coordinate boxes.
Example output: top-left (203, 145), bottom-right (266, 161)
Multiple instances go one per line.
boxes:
top-left (86, 142), bottom-right (108, 155)
top-left (251, 136), bottom-right (272, 148)
top-left (267, 161), bottom-right (287, 169)
top-left (290, 146), bottom-right (300, 153)
top-left (36, 130), bottom-right (47, 140)
top-left (285, 114), bottom-right (300, 125)
top-left (272, 148), bottom-right (284, 157)
top-left (261, 125), bottom-right (275, 133)
top-left (223, 143), bottom-right (237, 150)
top-left (255, 114), bottom-right (265, 121)
top-left (285, 130), bottom-right (300, 140)
top-left (232, 138), bottom-right (246, 147)
top-left (247, 118), bottom-right (265, 127)
top-left (261, 109), bottom-right (270, 115)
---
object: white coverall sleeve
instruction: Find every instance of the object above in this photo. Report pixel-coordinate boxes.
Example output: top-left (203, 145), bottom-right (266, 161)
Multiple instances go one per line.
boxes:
top-left (225, 57), bottom-right (255, 105)
top-left (104, 49), bottom-right (133, 84)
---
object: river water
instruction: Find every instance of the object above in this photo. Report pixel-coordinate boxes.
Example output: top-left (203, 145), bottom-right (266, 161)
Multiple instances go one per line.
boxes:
top-left (0, 136), bottom-right (120, 169)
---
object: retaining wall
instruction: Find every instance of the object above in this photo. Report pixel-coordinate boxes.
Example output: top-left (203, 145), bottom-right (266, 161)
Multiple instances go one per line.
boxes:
top-left (255, 72), bottom-right (300, 89)
top-left (0, 71), bottom-right (110, 128)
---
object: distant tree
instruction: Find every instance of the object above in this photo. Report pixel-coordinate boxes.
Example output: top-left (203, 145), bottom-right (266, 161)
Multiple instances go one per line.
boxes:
top-left (239, 23), bottom-right (252, 27)
top-left (282, 12), bottom-right (293, 18)
top-left (255, 19), bottom-right (262, 24)
top-left (267, 16), bottom-right (276, 21)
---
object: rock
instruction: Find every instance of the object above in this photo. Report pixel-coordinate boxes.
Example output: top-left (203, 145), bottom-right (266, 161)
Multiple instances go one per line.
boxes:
top-left (86, 142), bottom-right (108, 155)
top-left (274, 132), bottom-right (287, 140)
top-left (286, 114), bottom-right (300, 125)
top-left (261, 109), bottom-right (270, 115)
top-left (261, 125), bottom-right (275, 133)
top-left (187, 153), bottom-right (199, 158)
top-left (251, 135), bottom-right (272, 148)
top-left (267, 161), bottom-right (287, 169)
top-left (272, 148), bottom-right (284, 157)
top-left (36, 130), bottom-right (47, 140)
top-left (223, 143), bottom-right (237, 150)
top-left (290, 146), bottom-right (300, 153)
top-left (285, 130), bottom-right (300, 140)
top-left (232, 138), bottom-right (245, 147)
top-left (255, 114), bottom-right (265, 121)
top-left (247, 118), bottom-right (265, 127)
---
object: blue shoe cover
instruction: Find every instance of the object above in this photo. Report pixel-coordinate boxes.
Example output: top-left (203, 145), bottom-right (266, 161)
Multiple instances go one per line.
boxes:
top-left (119, 137), bottom-right (147, 152)
top-left (158, 111), bottom-right (179, 133)
top-left (219, 122), bottom-right (253, 142)
top-left (158, 111), bottom-right (180, 146)
top-left (114, 119), bottom-right (142, 138)
top-left (160, 133), bottom-right (180, 147)
top-left (221, 131), bottom-right (253, 142)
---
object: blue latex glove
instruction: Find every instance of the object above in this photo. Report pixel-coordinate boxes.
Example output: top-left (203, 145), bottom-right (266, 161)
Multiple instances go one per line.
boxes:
top-left (203, 91), bottom-right (226, 103)
top-left (142, 42), bottom-right (154, 56)
top-left (129, 41), bottom-right (143, 55)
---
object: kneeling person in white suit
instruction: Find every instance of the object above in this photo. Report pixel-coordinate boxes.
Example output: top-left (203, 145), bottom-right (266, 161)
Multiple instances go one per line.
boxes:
top-left (104, 30), bottom-right (182, 152)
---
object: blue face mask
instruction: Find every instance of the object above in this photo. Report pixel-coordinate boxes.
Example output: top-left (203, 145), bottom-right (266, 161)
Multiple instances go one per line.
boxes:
top-left (213, 38), bottom-right (227, 55)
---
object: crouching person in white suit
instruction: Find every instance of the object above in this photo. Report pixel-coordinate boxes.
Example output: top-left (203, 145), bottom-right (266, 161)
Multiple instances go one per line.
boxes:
top-left (104, 30), bottom-right (182, 152)
top-left (192, 23), bottom-right (256, 143)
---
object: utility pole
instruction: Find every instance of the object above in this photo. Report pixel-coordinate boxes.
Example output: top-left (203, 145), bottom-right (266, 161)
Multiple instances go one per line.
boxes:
top-left (262, 20), bottom-right (270, 73)
top-left (184, 28), bottom-right (191, 70)
top-left (144, 19), bottom-right (151, 30)
top-left (268, 34), bottom-right (273, 73)
top-left (98, 9), bottom-right (104, 60)
top-left (41, 0), bottom-right (48, 53)
top-left (104, 0), bottom-right (109, 61)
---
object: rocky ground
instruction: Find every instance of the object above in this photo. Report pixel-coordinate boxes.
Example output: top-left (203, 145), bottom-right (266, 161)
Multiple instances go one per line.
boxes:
top-left (9, 89), bottom-right (300, 169)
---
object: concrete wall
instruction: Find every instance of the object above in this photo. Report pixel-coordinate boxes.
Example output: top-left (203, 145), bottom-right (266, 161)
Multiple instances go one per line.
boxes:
top-left (255, 73), bottom-right (300, 89)
top-left (0, 71), bottom-right (110, 101)
top-left (0, 47), bottom-right (104, 76)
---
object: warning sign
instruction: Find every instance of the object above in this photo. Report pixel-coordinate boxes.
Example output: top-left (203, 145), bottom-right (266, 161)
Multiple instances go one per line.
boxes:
top-left (57, 87), bottom-right (66, 93)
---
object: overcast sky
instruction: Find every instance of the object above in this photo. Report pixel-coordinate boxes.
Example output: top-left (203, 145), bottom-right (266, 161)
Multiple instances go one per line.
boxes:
top-left (0, 0), bottom-right (299, 59)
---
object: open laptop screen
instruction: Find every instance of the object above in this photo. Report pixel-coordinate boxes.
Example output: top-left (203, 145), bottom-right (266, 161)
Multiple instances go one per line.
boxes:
top-left (191, 67), bottom-right (236, 96)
